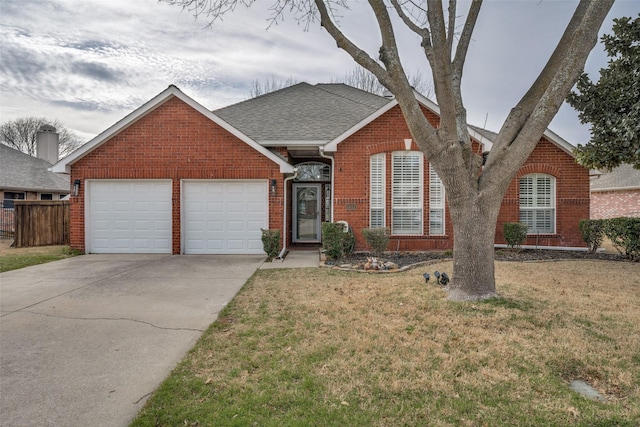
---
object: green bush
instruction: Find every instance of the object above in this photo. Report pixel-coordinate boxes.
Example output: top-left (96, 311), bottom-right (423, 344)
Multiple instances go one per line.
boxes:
top-left (322, 222), bottom-right (354, 260)
top-left (603, 217), bottom-right (640, 261)
top-left (579, 219), bottom-right (605, 253)
top-left (504, 223), bottom-right (529, 250)
top-left (362, 227), bottom-right (390, 256)
top-left (261, 229), bottom-right (281, 261)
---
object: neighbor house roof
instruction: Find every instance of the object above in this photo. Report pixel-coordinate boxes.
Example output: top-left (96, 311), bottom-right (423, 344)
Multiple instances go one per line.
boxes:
top-left (591, 163), bottom-right (640, 192)
top-left (214, 83), bottom-right (393, 145)
top-left (0, 144), bottom-right (70, 193)
top-left (51, 85), bottom-right (295, 174)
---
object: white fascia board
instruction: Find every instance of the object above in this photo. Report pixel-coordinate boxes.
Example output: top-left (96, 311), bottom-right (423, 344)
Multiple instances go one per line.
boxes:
top-left (51, 85), bottom-right (294, 174)
top-left (324, 100), bottom-right (398, 152)
top-left (178, 92), bottom-right (295, 173)
top-left (259, 140), bottom-right (328, 147)
top-left (51, 86), bottom-right (183, 173)
top-left (543, 128), bottom-right (576, 157)
top-left (413, 91), bottom-right (440, 115)
top-left (468, 127), bottom-right (493, 152)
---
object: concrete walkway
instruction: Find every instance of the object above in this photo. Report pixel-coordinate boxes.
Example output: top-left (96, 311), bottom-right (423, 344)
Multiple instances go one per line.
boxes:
top-left (259, 249), bottom-right (320, 269)
top-left (0, 254), bottom-right (264, 427)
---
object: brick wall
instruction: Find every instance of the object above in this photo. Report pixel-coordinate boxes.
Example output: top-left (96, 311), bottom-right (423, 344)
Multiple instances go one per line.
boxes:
top-left (333, 105), bottom-right (456, 251)
top-left (591, 190), bottom-right (640, 219)
top-left (335, 105), bottom-right (590, 251)
top-left (70, 96), bottom-right (284, 254)
top-left (495, 138), bottom-right (589, 247)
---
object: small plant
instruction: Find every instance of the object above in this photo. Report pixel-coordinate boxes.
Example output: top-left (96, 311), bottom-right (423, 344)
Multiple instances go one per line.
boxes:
top-left (504, 222), bottom-right (528, 250)
top-left (362, 227), bottom-right (390, 257)
top-left (603, 217), bottom-right (640, 261)
top-left (260, 229), bottom-right (281, 261)
top-left (579, 219), bottom-right (605, 253)
top-left (321, 222), bottom-right (354, 260)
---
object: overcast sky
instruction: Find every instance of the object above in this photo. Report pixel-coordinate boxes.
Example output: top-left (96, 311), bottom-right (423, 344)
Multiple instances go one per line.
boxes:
top-left (1, 0), bottom-right (637, 145)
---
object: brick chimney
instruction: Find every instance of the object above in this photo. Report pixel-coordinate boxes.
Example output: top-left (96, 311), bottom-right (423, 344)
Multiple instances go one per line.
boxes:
top-left (36, 124), bottom-right (59, 164)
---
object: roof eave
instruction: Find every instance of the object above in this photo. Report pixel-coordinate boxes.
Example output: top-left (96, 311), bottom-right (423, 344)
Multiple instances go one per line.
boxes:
top-left (542, 128), bottom-right (576, 157)
top-left (324, 100), bottom-right (398, 152)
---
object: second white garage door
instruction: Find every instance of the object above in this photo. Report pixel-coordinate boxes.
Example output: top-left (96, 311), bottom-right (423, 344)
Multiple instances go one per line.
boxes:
top-left (182, 180), bottom-right (268, 254)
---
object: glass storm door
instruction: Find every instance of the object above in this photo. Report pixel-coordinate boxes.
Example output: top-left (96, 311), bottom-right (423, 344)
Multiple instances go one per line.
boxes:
top-left (293, 184), bottom-right (321, 242)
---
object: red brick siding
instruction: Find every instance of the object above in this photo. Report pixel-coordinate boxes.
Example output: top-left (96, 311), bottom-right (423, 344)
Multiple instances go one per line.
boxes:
top-left (336, 106), bottom-right (589, 250)
top-left (333, 105), bottom-right (456, 251)
top-left (591, 190), bottom-right (640, 219)
top-left (70, 96), bottom-right (283, 254)
top-left (496, 139), bottom-right (590, 247)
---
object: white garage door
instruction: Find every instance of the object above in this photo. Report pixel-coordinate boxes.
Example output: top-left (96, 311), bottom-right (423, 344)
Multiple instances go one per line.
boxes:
top-left (86, 180), bottom-right (172, 253)
top-left (182, 180), bottom-right (268, 254)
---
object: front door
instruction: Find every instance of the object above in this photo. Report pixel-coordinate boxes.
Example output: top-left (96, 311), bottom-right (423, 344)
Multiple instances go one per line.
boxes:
top-left (293, 183), bottom-right (321, 242)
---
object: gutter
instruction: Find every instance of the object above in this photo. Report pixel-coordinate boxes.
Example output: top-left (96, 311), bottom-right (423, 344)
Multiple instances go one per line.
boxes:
top-left (277, 168), bottom-right (298, 260)
top-left (318, 146), bottom-right (335, 222)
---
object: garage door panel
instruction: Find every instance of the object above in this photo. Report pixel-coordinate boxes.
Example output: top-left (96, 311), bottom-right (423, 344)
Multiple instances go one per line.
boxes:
top-left (183, 181), bottom-right (267, 254)
top-left (87, 180), bottom-right (171, 254)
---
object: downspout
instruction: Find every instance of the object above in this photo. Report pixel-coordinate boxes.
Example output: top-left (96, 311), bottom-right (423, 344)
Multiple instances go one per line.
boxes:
top-left (318, 146), bottom-right (335, 222)
top-left (278, 168), bottom-right (298, 260)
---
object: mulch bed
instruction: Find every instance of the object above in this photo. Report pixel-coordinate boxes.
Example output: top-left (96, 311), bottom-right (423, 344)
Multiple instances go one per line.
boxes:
top-left (331, 248), bottom-right (627, 270)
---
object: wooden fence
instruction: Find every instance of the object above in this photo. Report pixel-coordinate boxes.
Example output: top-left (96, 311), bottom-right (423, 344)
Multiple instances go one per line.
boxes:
top-left (13, 200), bottom-right (70, 247)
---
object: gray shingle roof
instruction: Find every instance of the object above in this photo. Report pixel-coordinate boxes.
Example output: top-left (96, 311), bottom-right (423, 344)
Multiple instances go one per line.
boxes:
top-left (591, 163), bottom-right (640, 191)
top-left (214, 83), bottom-right (392, 143)
top-left (0, 144), bottom-right (70, 193)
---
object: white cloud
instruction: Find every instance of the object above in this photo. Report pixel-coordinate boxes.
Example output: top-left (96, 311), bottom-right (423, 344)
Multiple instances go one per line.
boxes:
top-left (1, 0), bottom-right (637, 146)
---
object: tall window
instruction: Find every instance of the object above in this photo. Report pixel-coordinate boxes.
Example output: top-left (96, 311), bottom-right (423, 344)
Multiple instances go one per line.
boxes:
top-left (519, 173), bottom-right (556, 234)
top-left (370, 153), bottom-right (386, 228)
top-left (429, 164), bottom-right (445, 235)
top-left (392, 151), bottom-right (423, 235)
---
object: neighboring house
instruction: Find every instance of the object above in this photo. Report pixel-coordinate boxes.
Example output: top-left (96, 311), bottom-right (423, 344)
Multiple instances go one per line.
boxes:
top-left (52, 83), bottom-right (590, 254)
top-left (590, 164), bottom-right (640, 219)
top-left (0, 143), bottom-right (70, 206)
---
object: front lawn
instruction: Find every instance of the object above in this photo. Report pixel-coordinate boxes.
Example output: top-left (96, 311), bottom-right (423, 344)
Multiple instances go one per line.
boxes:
top-left (132, 260), bottom-right (640, 426)
top-left (0, 240), bottom-right (81, 272)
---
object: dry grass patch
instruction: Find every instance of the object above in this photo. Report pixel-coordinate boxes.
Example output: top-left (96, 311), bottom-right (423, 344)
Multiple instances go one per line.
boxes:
top-left (0, 240), bottom-right (80, 272)
top-left (133, 260), bottom-right (640, 426)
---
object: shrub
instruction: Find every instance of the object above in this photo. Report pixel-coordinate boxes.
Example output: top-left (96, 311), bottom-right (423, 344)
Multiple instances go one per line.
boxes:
top-left (322, 222), bottom-right (354, 260)
top-left (362, 227), bottom-right (390, 256)
top-left (603, 217), bottom-right (640, 261)
top-left (261, 229), bottom-right (281, 261)
top-left (504, 223), bottom-right (529, 250)
top-left (579, 219), bottom-right (605, 253)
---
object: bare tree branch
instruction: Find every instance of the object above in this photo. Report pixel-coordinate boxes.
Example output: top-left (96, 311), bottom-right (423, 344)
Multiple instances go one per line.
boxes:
top-left (483, 0), bottom-right (615, 188)
top-left (313, 0), bottom-right (390, 86)
top-left (452, 0), bottom-right (481, 78)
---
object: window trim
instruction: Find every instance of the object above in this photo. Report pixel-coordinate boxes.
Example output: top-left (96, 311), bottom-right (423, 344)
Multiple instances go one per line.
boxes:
top-left (369, 153), bottom-right (386, 228)
top-left (519, 173), bottom-right (556, 235)
top-left (391, 151), bottom-right (423, 236)
top-left (429, 164), bottom-right (445, 236)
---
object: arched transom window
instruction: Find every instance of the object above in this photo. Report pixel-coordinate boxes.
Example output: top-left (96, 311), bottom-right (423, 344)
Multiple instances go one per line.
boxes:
top-left (294, 162), bottom-right (331, 182)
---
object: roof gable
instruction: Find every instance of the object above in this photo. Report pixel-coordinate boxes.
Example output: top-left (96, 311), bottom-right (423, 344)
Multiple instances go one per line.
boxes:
top-left (0, 145), bottom-right (69, 193)
top-left (52, 86), bottom-right (294, 174)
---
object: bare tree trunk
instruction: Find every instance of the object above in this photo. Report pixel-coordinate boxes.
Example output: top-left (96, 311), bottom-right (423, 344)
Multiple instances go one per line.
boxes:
top-left (447, 190), bottom-right (503, 301)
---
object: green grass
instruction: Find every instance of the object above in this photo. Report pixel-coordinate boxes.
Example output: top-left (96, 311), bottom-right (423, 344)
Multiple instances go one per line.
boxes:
top-left (131, 261), bottom-right (640, 426)
top-left (0, 246), bottom-right (81, 272)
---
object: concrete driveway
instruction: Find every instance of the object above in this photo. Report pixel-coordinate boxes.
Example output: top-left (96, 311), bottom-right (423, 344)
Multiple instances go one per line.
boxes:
top-left (0, 254), bottom-right (264, 427)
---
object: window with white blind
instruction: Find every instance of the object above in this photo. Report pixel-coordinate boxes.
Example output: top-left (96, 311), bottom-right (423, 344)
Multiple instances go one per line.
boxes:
top-left (519, 174), bottom-right (556, 234)
top-left (429, 164), bottom-right (445, 235)
top-left (392, 151), bottom-right (423, 235)
top-left (370, 153), bottom-right (386, 228)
